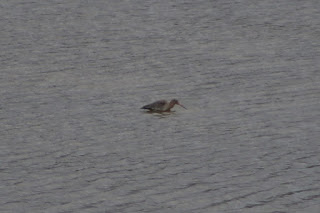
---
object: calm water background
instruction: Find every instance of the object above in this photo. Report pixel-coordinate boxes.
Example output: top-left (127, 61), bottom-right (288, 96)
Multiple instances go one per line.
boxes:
top-left (1, 0), bottom-right (320, 212)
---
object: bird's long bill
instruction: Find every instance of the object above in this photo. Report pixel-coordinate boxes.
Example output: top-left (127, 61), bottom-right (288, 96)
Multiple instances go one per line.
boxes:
top-left (178, 103), bottom-right (187, 109)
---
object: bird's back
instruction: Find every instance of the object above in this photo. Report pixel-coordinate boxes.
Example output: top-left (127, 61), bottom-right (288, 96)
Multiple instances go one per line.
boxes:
top-left (141, 100), bottom-right (168, 111)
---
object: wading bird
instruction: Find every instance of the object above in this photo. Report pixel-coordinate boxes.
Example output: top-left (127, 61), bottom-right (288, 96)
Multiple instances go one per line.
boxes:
top-left (141, 99), bottom-right (186, 112)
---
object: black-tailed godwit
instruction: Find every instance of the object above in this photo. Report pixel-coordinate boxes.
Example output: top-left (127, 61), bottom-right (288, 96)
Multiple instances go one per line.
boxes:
top-left (141, 99), bottom-right (186, 112)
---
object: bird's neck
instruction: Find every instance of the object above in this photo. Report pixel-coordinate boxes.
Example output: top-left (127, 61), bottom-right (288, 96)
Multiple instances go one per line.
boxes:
top-left (168, 101), bottom-right (176, 109)
top-left (163, 102), bottom-right (175, 112)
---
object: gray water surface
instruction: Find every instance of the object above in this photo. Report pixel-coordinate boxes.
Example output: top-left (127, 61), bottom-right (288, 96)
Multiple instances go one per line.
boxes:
top-left (1, 1), bottom-right (320, 212)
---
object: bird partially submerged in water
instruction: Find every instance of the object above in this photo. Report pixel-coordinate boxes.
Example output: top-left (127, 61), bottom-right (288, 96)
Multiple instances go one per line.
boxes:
top-left (141, 99), bottom-right (186, 112)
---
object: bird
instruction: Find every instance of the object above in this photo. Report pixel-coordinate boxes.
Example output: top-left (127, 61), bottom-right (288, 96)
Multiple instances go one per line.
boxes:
top-left (141, 99), bottom-right (186, 112)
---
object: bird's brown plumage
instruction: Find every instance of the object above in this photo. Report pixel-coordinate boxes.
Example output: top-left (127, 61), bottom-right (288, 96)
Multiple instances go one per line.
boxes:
top-left (141, 99), bottom-right (186, 112)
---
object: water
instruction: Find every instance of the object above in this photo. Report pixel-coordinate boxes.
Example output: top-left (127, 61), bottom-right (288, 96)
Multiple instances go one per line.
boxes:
top-left (1, 0), bottom-right (320, 212)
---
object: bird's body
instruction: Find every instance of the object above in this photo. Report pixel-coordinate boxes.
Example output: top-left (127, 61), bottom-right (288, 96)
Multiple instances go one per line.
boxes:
top-left (141, 99), bottom-right (186, 112)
